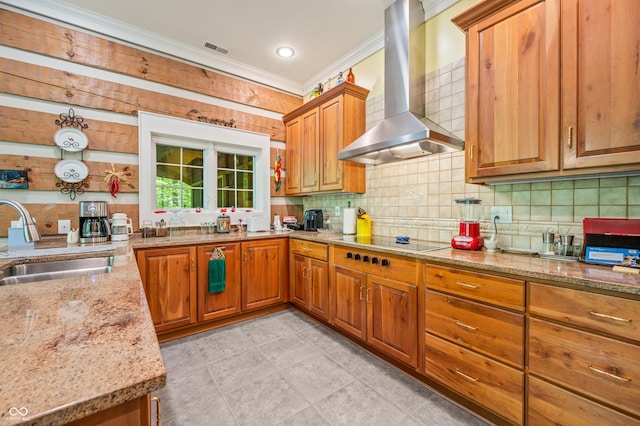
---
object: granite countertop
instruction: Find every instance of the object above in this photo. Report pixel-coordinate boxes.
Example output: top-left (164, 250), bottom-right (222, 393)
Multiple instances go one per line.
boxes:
top-left (289, 232), bottom-right (640, 296)
top-left (0, 242), bottom-right (166, 426)
top-left (1, 228), bottom-right (638, 424)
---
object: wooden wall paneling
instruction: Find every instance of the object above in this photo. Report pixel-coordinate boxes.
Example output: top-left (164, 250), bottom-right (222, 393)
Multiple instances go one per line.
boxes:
top-left (0, 203), bottom-right (140, 236)
top-left (0, 59), bottom-right (286, 141)
top-left (270, 204), bottom-right (304, 225)
top-left (0, 106), bottom-right (138, 154)
top-left (0, 9), bottom-right (302, 115)
top-left (0, 154), bottom-right (138, 193)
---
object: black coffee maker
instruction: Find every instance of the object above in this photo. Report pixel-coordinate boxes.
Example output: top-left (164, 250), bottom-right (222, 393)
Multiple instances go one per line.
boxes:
top-left (79, 201), bottom-right (110, 243)
top-left (303, 209), bottom-right (324, 231)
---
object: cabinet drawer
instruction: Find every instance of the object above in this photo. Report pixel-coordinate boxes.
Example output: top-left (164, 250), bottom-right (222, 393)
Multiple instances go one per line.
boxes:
top-left (333, 245), bottom-right (417, 284)
top-left (424, 334), bottom-right (523, 425)
top-left (530, 282), bottom-right (640, 342)
top-left (528, 376), bottom-right (640, 426)
top-left (425, 266), bottom-right (524, 311)
top-left (529, 318), bottom-right (640, 417)
top-left (290, 239), bottom-right (328, 261)
top-left (425, 290), bottom-right (524, 367)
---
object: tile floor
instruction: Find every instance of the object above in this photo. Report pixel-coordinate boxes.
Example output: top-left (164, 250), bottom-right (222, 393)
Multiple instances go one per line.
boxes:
top-left (153, 308), bottom-right (492, 426)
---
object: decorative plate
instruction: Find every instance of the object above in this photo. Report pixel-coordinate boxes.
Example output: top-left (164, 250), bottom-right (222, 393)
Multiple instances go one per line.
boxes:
top-left (53, 127), bottom-right (89, 152)
top-left (54, 159), bottom-right (89, 183)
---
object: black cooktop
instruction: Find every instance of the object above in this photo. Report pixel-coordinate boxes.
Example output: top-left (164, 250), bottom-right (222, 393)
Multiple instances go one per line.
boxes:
top-left (339, 235), bottom-right (447, 253)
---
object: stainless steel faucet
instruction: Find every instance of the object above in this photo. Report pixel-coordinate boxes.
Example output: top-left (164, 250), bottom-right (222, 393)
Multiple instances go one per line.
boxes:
top-left (0, 199), bottom-right (41, 243)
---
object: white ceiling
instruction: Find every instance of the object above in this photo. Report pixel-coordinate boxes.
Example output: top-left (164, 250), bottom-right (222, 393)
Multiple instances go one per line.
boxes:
top-left (4, 0), bottom-right (459, 95)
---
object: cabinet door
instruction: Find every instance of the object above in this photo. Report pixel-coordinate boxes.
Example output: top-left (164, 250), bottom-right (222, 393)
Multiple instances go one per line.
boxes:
top-left (300, 108), bottom-right (319, 193)
top-left (367, 275), bottom-right (418, 368)
top-left (242, 239), bottom-right (288, 311)
top-left (332, 265), bottom-right (367, 340)
top-left (319, 96), bottom-right (343, 191)
top-left (290, 253), bottom-right (309, 308)
top-left (562, 0), bottom-right (640, 169)
top-left (309, 258), bottom-right (329, 320)
top-left (136, 247), bottom-right (196, 332)
top-left (197, 243), bottom-right (241, 322)
top-left (285, 116), bottom-right (302, 195)
top-left (465, 0), bottom-right (560, 181)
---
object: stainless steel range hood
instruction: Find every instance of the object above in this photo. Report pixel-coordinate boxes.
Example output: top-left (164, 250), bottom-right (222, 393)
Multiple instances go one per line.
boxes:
top-left (338, 0), bottom-right (464, 165)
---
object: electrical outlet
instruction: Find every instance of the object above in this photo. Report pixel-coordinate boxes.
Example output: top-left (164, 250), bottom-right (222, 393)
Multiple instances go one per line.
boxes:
top-left (335, 206), bottom-right (341, 216)
top-left (491, 206), bottom-right (512, 224)
top-left (58, 219), bottom-right (71, 234)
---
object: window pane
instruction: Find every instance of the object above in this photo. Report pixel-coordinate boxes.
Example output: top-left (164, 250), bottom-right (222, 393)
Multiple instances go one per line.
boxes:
top-left (237, 191), bottom-right (253, 208)
top-left (183, 148), bottom-right (203, 166)
top-left (237, 171), bottom-right (253, 190)
top-left (156, 144), bottom-right (204, 209)
top-left (156, 145), bottom-right (181, 164)
top-left (157, 164), bottom-right (181, 182)
top-left (184, 167), bottom-right (203, 188)
top-left (218, 170), bottom-right (235, 188)
top-left (218, 153), bottom-right (235, 169)
top-left (218, 189), bottom-right (235, 207)
top-left (236, 155), bottom-right (253, 170)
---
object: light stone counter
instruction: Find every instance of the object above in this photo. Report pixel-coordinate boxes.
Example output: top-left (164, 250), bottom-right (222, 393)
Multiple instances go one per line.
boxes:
top-left (0, 241), bottom-right (166, 425)
top-left (289, 232), bottom-right (640, 296)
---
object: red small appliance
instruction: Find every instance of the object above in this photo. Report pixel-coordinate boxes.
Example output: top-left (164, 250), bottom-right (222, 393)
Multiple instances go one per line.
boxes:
top-left (452, 198), bottom-right (485, 250)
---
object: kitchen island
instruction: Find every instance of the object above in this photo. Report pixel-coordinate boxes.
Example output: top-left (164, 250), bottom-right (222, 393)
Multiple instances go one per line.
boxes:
top-left (0, 243), bottom-right (166, 425)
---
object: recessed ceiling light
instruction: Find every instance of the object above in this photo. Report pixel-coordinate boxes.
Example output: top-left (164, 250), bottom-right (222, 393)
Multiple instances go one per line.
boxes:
top-left (276, 46), bottom-right (295, 58)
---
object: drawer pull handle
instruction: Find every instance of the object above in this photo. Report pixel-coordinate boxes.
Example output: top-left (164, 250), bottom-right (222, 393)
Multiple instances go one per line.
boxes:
top-left (302, 247), bottom-right (311, 252)
top-left (567, 126), bottom-right (573, 148)
top-left (359, 286), bottom-right (364, 300)
top-left (455, 368), bottom-right (479, 382)
top-left (151, 396), bottom-right (161, 426)
top-left (588, 365), bottom-right (631, 382)
top-left (366, 287), bottom-right (371, 303)
top-left (456, 281), bottom-right (478, 289)
top-left (455, 320), bottom-right (478, 331)
top-left (589, 311), bottom-right (631, 323)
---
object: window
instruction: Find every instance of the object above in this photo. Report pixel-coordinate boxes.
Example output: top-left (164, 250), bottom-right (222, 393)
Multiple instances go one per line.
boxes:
top-left (138, 112), bottom-right (270, 227)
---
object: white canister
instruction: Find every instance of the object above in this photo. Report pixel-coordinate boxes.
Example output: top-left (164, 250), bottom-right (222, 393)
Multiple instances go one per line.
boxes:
top-left (343, 208), bottom-right (357, 235)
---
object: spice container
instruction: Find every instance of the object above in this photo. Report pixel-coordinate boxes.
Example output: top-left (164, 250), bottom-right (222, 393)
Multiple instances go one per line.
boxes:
top-left (216, 212), bottom-right (231, 233)
top-left (155, 219), bottom-right (168, 237)
top-left (142, 220), bottom-right (155, 238)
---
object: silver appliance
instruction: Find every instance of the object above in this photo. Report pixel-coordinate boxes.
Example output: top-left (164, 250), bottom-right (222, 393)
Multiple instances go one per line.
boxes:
top-left (338, 0), bottom-right (464, 164)
top-left (79, 201), bottom-right (110, 243)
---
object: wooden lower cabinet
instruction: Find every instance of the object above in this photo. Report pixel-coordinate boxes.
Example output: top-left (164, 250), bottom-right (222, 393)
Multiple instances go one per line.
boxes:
top-left (241, 238), bottom-right (288, 311)
top-left (136, 246), bottom-right (197, 333)
top-left (528, 376), bottom-right (640, 426)
top-left (424, 334), bottom-right (523, 425)
top-left (197, 242), bottom-right (241, 321)
top-left (332, 261), bottom-right (418, 368)
top-left (291, 253), bottom-right (329, 320)
top-left (528, 282), bottom-right (640, 423)
top-left (66, 395), bottom-right (151, 426)
top-left (424, 265), bottom-right (525, 424)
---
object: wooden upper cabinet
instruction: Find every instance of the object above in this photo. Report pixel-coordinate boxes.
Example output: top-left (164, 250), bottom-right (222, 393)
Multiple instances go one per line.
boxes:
top-left (562, 0), bottom-right (640, 170)
top-left (285, 117), bottom-right (302, 194)
top-left (284, 82), bottom-right (368, 195)
top-left (454, 0), bottom-right (640, 183)
top-left (455, 0), bottom-right (561, 182)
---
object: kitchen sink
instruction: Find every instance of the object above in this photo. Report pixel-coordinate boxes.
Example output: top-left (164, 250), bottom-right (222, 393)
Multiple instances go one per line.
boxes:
top-left (0, 255), bottom-right (114, 286)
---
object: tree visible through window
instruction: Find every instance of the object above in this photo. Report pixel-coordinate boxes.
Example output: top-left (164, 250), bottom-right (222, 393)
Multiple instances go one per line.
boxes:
top-left (156, 144), bottom-right (204, 208)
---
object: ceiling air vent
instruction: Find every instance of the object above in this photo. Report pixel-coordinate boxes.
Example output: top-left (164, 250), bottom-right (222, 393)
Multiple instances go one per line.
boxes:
top-left (204, 42), bottom-right (229, 55)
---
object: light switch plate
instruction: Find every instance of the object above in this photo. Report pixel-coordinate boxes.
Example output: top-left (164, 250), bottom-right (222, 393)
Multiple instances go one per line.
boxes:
top-left (58, 219), bottom-right (71, 234)
top-left (491, 206), bottom-right (512, 224)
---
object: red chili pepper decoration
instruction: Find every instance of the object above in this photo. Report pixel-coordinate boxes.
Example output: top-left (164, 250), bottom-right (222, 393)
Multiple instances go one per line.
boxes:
top-left (104, 163), bottom-right (127, 199)
top-left (274, 153), bottom-right (282, 192)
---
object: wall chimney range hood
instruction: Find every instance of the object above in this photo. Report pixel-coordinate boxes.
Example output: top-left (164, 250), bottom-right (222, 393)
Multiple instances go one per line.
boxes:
top-left (338, 0), bottom-right (464, 165)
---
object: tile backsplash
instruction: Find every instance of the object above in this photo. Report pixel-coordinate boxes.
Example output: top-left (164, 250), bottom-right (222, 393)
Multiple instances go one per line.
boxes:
top-left (304, 58), bottom-right (640, 251)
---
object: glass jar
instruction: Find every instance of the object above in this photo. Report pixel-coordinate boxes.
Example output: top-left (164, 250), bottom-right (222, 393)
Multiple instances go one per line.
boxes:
top-left (216, 213), bottom-right (231, 233)
top-left (169, 214), bottom-right (185, 237)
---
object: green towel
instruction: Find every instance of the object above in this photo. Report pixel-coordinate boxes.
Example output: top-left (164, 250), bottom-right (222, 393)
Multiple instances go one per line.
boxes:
top-left (208, 258), bottom-right (226, 293)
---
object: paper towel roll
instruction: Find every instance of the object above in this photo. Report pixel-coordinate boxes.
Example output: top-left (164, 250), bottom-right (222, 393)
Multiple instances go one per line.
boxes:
top-left (343, 208), bottom-right (356, 235)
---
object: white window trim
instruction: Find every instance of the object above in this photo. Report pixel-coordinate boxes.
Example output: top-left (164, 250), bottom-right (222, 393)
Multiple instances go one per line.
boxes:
top-left (138, 111), bottom-right (270, 227)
